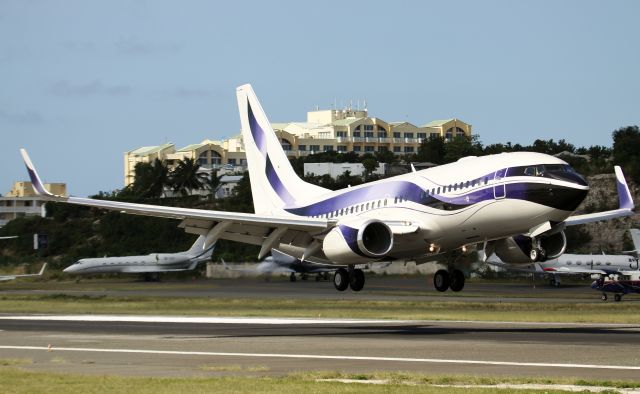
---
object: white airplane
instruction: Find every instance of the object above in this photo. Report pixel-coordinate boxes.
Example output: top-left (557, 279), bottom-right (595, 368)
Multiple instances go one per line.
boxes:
top-left (63, 235), bottom-right (214, 280)
top-left (0, 236), bottom-right (19, 240)
top-left (0, 263), bottom-right (47, 282)
top-left (19, 84), bottom-right (635, 293)
top-left (486, 229), bottom-right (640, 286)
top-left (222, 249), bottom-right (341, 282)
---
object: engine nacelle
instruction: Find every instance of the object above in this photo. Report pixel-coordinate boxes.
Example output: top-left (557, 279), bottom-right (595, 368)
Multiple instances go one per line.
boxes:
top-left (323, 218), bottom-right (393, 264)
top-left (490, 230), bottom-right (567, 264)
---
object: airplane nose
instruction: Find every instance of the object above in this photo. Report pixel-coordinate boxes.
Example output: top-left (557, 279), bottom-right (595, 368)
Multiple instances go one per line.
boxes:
top-left (63, 263), bottom-right (79, 273)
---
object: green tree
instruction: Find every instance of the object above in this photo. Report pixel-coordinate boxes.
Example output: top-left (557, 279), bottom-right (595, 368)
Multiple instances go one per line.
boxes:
top-left (131, 159), bottom-right (170, 198)
top-left (415, 136), bottom-right (446, 164)
top-left (612, 125), bottom-right (640, 183)
top-left (170, 158), bottom-right (208, 196)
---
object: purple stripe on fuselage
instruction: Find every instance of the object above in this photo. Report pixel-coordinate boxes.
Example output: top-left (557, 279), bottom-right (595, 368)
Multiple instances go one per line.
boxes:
top-left (265, 155), bottom-right (295, 205)
top-left (338, 224), bottom-right (366, 257)
top-left (247, 100), bottom-right (267, 157)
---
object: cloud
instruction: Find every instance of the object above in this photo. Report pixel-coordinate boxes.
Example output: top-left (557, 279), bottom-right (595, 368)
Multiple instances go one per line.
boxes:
top-left (0, 109), bottom-right (44, 125)
top-left (48, 80), bottom-right (131, 97)
top-left (116, 37), bottom-right (183, 55)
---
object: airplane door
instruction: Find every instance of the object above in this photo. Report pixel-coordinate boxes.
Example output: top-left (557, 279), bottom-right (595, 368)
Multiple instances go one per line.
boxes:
top-left (493, 168), bottom-right (507, 199)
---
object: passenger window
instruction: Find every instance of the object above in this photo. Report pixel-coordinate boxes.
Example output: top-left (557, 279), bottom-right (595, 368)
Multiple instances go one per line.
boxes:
top-left (484, 177), bottom-right (488, 184)
top-left (377, 201), bottom-right (381, 208)
top-left (465, 181), bottom-right (470, 188)
top-left (606, 262), bottom-right (611, 266)
top-left (453, 184), bottom-right (458, 191)
top-left (384, 199), bottom-right (387, 206)
top-left (366, 203), bottom-right (370, 210)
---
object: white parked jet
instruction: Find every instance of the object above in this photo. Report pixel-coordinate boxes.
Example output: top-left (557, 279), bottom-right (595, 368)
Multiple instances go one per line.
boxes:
top-left (0, 263), bottom-right (47, 282)
top-left (486, 228), bottom-right (640, 286)
top-left (222, 249), bottom-right (342, 282)
top-left (19, 84), bottom-right (635, 293)
top-left (63, 236), bottom-right (213, 280)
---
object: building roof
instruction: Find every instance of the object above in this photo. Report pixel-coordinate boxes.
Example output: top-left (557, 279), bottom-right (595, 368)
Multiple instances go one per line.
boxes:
top-left (177, 143), bottom-right (205, 152)
top-left (271, 123), bottom-right (291, 130)
top-left (129, 143), bottom-right (174, 156)
top-left (332, 117), bottom-right (364, 126)
top-left (421, 119), bottom-right (455, 128)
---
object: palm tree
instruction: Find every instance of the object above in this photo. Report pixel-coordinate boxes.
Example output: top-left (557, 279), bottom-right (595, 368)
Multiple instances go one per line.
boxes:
top-left (170, 158), bottom-right (208, 196)
top-left (131, 159), bottom-right (170, 198)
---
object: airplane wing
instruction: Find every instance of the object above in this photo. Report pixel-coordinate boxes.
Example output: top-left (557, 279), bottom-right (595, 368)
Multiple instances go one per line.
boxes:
top-left (21, 149), bottom-right (333, 252)
top-left (0, 263), bottom-right (47, 281)
top-left (564, 166), bottom-right (635, 226)
top-left (0, 236), bottom-right (18, 240)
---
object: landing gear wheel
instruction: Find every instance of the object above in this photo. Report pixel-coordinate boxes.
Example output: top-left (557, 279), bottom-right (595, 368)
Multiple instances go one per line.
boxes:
top-left (301, 274), bottom-right (308, 281)
top-left (530, 248), bottom-right (545, 262)
top-left (433, 269), bottom-right (450, 292)
top-left (315, 275), bottom-right (321, 282)
top-left (349, 269), bottom-right (365, 292)
top-left (333, 268), bottom-right (349, 291)
top-left (289, 273), bottom-right (296, 282)
top-left (449, 269), bottom-right (465, 292)
top-left (614, 294), bottom-right (622, 302)
top-left (601, 293), bottom-right (608, 301)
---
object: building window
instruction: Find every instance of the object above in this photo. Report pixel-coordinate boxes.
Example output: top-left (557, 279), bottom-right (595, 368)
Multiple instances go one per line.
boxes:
top-left (404, 133), bottom-right (414, 139)
top-left (417, 133), bottom-right (427, 140)
top-left (377, 146), bottom-right (388, 152)
top-left (198, 150), bottom-right (222, 167)
top-left (336, 131), bottom-right (348, 137)
top-left (354, 146), bottom-right (362, 152)
top-left (353, 131), bottom-right (361, 137)
top-left (323, 145), bottom-right (334, 152)
top-left (298, 145), bottom-right (306, 151)
top-left (378, 132), bottom-right (387, 138)
top-left (393, 132), bottom-right (401, 138)
top-left (365, 146), bottom-right (375, 152)
top-left (404, 146), bottom-right (414, 153)
top-left (228, 159), bottom-right (237, 165)
top-left (364, 125), bottom-right (374, 131)
top-left (445, 130), bottom-right (453, 141)
top-left (364, 131), bottom-right (374, 137)
top-left (310, 145), bottom-right (320, 152)
top-left (378, 126), bottom-right (386, 132)
top-left (430, 133), bottom-right (439, 139)
top-left (393, 146), bottom-right (401, 152)
top-left (337, 145), bottom-right (347, 152)
top-left (281, 138), bottom-right (292, 151)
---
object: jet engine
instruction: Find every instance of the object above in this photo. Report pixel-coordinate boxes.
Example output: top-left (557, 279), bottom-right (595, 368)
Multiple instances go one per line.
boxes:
top-left (488, 230), bottom-right (567, 264)
top-left (323, 218), bottom-right (393, 264)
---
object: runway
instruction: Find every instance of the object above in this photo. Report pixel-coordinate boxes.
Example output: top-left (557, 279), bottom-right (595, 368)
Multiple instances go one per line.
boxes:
top-left (2, 275), bottom-right (618, 303)
top-left (1, 315), bottom-right (639, 380)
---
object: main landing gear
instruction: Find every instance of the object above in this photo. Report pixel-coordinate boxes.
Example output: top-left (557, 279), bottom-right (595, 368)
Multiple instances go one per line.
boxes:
top-left (433, 269), bottom-right (465, 292)
top-left (601, 293), bottom-right (624, 302)
top-left (333, 267), bottom-right (365, 292)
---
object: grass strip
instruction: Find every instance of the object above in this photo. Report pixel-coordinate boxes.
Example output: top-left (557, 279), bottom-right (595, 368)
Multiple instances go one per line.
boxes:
top-left (1, 368), bottom-right (639, 394)
top-left (1, 294), bottom-right (640, 323)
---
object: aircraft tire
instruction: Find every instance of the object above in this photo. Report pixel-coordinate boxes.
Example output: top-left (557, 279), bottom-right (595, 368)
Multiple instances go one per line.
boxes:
top-left (601, 294), bottom-right (608, 301)
top-left (434, 270), bottom-right (450, 292)
top-left (449, 269), bottom-right (465, 292)
top-left (349, 269), bottom-right (365, 292)
top-left (614, 294), bottom-right (622, 302)
top-left (289, 273), bottom-right (296, 282)
top-left (333, 268), bottom-right (349, 291)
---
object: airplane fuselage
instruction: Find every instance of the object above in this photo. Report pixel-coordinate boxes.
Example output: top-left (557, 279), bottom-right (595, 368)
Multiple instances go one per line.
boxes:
top-left (275, 152), bottom-right (588, 264)
top-left (64, 253), bottom-right (195, 274)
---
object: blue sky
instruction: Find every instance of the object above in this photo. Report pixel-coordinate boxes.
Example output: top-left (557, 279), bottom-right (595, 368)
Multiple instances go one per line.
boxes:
top-left (1, 0), bottom-right (638, 196)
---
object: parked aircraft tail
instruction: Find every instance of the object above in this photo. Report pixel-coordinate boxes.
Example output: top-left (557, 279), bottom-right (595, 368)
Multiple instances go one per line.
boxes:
top-left (629, 229), bottom-right (640, 256)
top-left (236, 84), bottom-right (329, 215)
top-left (186, 235), bottom-right (214, 260)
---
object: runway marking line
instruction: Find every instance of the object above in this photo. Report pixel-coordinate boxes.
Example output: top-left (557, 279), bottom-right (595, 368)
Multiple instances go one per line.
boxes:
top-left (0, 315), bottom-right (638, 328)
top-left (2, 345), bottom-right (640, 371)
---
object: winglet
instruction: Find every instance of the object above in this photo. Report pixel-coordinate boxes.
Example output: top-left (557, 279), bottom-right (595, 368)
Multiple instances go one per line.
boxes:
top-left (615, 166), bottom-right (634, 210)
top-left (19, 149), bottom-right (58, 198)
top-left (37, 263), bottom-right (48, 276)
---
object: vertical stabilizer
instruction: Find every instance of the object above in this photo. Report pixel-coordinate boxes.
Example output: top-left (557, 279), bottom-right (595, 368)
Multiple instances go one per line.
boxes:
top-left (630, 229), bottom-right (640, 257)
top-left (185, 235), bottom-right (214, 259)
top-left (236, 84), bottom-right (328, 215)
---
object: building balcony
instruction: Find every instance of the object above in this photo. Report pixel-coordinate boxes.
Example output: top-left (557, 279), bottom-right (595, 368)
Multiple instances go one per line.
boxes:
top-left (392, 138), bottom-right (403, 143)
top-left (352, 137), bottom-right (364, 142)
top-left (378, 138), bottom-right (391, 143)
